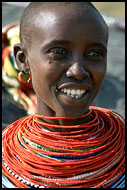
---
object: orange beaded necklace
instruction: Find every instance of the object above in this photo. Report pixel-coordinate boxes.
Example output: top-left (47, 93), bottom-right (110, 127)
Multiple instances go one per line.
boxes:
top-left (2, 106), bottom-right (125, 188)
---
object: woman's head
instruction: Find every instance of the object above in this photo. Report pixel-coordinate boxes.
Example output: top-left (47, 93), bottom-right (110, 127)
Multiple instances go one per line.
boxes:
top-left (14, 2), bottom-right (109, 119)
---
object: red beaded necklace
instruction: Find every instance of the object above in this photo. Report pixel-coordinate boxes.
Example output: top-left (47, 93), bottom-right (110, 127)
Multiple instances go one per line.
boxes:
top-left (2, 106), bottom-right (125, 188)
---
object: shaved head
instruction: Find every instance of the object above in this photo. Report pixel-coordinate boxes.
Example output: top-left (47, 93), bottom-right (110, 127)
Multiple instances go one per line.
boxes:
top-left (20, 2), bottom-right (108, 51)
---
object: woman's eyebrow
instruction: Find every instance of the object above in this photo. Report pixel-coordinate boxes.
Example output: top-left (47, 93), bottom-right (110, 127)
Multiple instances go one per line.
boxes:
top-left (41, 40), bottom-right (71, 49)
top-left (88, 42), bottom-right (107, 51)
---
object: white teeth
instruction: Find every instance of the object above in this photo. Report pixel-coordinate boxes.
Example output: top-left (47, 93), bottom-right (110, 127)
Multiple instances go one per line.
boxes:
top-left (67, 89), bottom-right (71, 94)
top-left (60, 88), bottom-right (86, 98)
top-left (81, 89), bottom-right (86, 94)
top-left (75, 95), bottom-right (81, 99)
top-left (76, 89), bottom-right (81, 95)
top-left (64, 89), bottom-right (67, 93)
top-left (71, 89), bottom-right (76, 95)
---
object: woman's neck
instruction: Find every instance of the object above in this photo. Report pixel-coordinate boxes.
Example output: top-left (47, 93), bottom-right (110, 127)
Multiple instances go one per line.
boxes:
top-left (37, 98), bottom-right (92, 132)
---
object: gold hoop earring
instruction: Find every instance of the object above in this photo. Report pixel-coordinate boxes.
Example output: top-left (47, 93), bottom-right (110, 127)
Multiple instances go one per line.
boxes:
top-left (18, 71), bottom-right (32, 84)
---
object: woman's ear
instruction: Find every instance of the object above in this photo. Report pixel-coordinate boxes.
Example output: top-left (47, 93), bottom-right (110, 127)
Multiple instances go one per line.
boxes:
top-left (13, 43), bottom-right (30, 73)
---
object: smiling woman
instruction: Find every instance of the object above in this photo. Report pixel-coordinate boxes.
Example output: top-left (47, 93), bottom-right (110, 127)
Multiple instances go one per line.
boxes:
top-left (2, 2), bottom-right (125, 188)
top-left (15, 2), bottom-right (108, 120)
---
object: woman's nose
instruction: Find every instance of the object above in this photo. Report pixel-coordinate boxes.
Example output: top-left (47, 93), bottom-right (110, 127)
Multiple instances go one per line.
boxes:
top-left (66, 62), bottom-right (90, 81)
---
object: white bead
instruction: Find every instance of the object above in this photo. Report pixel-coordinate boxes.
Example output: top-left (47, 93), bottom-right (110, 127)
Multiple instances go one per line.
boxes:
top-left (34, 184), bottom-right (39, 187)
top-left (22, 179), bottom-right (26, 183)
top-left (26, 181), bottom-right (30, 185)
top-left (18, 177), bottom-right (22, 181)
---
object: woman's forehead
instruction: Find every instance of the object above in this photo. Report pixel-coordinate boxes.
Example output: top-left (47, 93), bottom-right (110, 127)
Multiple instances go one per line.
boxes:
top-left (30, 9), bottom-right (108, 46)
top-left (21, 3), bottom-right (108, 50)
top-left (33, 6), bottom-right (107, 29)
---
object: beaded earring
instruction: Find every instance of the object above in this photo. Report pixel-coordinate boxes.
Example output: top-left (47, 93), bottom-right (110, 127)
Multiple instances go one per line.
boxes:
top-left (18, 71), bottom-right (32, 84)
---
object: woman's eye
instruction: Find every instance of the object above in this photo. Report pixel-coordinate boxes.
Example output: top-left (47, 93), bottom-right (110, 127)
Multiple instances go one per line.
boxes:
top-left (50, 48), bottom-right (66, 55)
top-left (87, 50), bottom-right (103, 58)
top-left (46, 47), bottom-right (69, 60)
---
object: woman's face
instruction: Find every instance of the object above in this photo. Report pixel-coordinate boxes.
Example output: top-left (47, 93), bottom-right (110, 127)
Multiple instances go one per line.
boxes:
top-left (23, 7), bottom-right (108, 118)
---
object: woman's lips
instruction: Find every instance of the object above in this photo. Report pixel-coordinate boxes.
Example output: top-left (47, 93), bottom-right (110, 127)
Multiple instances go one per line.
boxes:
top-left (56, 82), bottom-right (91, 105)
top-left (57, 82), bottom-right (92, 91)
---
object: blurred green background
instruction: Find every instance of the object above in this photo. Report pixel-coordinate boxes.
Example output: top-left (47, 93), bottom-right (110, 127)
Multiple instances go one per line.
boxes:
top-left (92, 2), bottom-right (125, 19)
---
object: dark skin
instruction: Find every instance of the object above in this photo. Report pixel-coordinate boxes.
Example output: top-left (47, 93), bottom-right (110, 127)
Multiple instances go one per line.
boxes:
top-left (14, 5), bottom-right (108, 132)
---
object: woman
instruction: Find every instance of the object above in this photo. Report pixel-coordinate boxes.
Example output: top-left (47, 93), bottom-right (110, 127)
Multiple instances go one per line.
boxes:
top-left (2, 2), bottom-right (125, 188)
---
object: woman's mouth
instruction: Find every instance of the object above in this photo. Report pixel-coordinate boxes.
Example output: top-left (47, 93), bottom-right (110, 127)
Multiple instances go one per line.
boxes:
top-left (55, 82), bottom-right (91, 106)
top-left (57, 88), bottom-right (87, 99)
